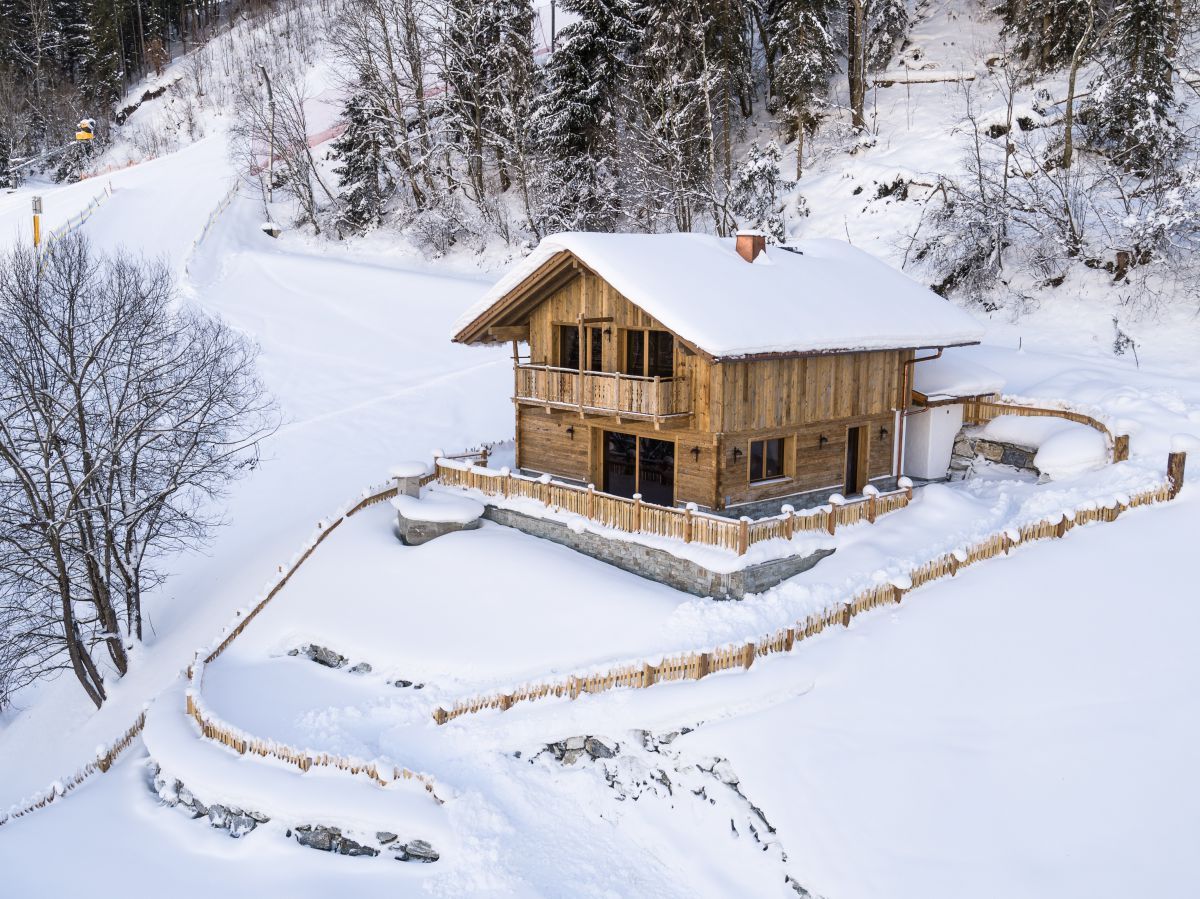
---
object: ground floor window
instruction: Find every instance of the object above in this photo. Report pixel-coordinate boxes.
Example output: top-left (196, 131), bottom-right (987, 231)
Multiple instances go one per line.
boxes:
top-left (749, 437), bottom-right (786, 482)
top-left (603, 431), bottom-right (674, 506)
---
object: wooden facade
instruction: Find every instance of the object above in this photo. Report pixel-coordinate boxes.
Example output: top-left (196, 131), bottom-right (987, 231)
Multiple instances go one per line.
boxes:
top-left (458, 254), bottom-right (923, 513)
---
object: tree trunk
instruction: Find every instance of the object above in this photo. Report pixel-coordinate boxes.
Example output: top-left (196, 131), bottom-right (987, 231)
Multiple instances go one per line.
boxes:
top-left (848, 0), bottom-right (866, 129)
top-left (1061, 0), bottom-right (1095, 169)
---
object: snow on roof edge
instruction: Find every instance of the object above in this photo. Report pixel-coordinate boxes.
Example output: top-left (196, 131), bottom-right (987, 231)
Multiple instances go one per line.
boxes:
top-left (455, 232), bottom-right (985, 357)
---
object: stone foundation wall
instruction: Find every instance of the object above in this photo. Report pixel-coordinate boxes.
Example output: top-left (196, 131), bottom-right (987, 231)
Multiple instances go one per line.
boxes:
top-left (950, 430), bottom-right (1039, 480)
top-left (720, 475), bottom-right (899, 519)
top-left (483, 507), bottom-right (833, 600)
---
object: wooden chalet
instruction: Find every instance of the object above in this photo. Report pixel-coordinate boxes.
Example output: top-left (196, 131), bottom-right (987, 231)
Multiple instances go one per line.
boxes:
top-left (454, 231), bottom-right (984, 514)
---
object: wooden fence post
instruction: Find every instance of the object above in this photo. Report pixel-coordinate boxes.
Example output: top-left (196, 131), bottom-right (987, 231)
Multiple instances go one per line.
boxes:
top-left (633, 493), bottom-right (643, 532)
top-left (684, 504), bottom-right (694, 543)
top-left (642, 662), bottom-right (656, 687)
top-left (696, 652), bottom-right (710, 679)
top-left (782, 504), bottom-right (795, 538)
top-left (587, 483), bottom-right (596, 519)
top-left (841, 603), bottom-right (852, 627)
top-left (865, 486), bottom-right (878, 523)
top-left (826, 507), bottom-right (836, 535)
top-left (1168, 451), bottom-right (1187, 499)
top-left (1113, 434), bottom-right (1130, 462)
top-left (738, 516), bottom-right (750, 555)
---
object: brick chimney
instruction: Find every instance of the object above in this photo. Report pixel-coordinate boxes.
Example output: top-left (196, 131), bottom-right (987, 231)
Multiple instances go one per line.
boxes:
top-left (735, 230), bottom-right (766, 263)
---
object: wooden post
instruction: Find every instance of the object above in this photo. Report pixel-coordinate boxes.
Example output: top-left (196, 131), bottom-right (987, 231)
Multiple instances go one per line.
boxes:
top-left (652, 375), bottom-right (660, 425)
top-left (587, 483), bottom-right (596, 519)
top-left (576, 313), bottom-right (585, 414)
top-left (841, 603), bottom-right (852, 627)
top-left (633, 493), bottom-right (643, 531)
top-left (867, 491), bottom-right (877, 523)
top-left (1168, 451), bottom-right (1187, 499)
top-left (642, 662), bottom-right (656, 687)
top-left (684, 504), bottom-right (694, 543)
top-left (742, 642), bottom-right (755, 669)
top-left (784, 628), bottom-right (795, 651)
top-left (782, 505), bottom-right (795, 538)
top-left (696, 652), bottom-right (710, 679)
top-left (432, 708), bottom-right (448, 725)
top-left (1113, 434), bottom-right (1130, 462)
top-left (738, 516), bottom-right (750, 555)
top-left (826, 507), bottom-right (836, 536)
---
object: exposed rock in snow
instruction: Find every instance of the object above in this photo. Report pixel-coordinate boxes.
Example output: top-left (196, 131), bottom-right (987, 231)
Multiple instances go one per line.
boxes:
top-left (288, 644), bottom-right (348, 669)
top-left (291, 825), bottom-right (378, 857)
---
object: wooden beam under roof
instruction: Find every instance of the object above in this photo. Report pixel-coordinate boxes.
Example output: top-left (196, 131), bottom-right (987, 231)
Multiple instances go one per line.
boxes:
top-left (487, 325), bottom-right (530, 342)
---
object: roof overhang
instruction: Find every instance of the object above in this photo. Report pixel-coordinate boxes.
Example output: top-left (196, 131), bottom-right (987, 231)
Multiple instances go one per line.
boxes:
top-left (455, 246), bottom-right (982, 362)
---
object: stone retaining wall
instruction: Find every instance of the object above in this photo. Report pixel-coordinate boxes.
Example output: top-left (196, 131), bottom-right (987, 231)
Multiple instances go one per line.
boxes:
top-left (483, 507), bottom-right (833, 600)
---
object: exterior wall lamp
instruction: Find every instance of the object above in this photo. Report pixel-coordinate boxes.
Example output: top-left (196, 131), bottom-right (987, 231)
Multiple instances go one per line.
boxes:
top-left (879, 426), bottom-right (889, 441)
top-left (566, 425), bottom-right (575, 440)
top-left (690, 446), bottom-right (700, 462)
top-left (732, 447), bottom-right (743, 461)
top-left (819, 434), bottom-right (828, 447)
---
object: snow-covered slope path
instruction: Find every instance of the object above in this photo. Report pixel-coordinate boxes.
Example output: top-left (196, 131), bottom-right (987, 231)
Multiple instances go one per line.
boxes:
top-left (0, 144), bottom-right (512, 805)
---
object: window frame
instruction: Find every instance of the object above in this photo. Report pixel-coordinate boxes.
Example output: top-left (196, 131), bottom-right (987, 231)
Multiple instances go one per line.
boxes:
top-left (748, 437), bottom-right (788, 484)
top-left (621, 327), bottom-right (674, 378)
top-left (558, 323), bottom-right (604, 371)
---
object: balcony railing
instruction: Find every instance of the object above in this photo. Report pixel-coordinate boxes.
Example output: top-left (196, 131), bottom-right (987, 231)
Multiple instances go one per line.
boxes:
top-left (515, 364), bottom-right (691, 423)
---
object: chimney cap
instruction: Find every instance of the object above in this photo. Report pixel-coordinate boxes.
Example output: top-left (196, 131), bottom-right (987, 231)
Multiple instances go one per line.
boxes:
top-left (735, 228), bottom-right (767, 237)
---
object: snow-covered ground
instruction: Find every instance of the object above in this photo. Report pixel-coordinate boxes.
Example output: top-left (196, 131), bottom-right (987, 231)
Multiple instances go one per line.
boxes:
top-left (3, 2), bottom-right (1200, 895)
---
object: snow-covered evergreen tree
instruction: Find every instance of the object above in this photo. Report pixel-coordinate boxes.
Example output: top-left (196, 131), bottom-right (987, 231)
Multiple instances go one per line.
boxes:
top-left (766, 0), bottom-right (838, 177)
top-left (532, 0), bottom-right (636, 232)
top-left (866, 0), bottom-right (909, 70)
top-left (1002, 0), bottom-right (1100, 72)
top-left (729, 140), bottom-right (796, 241)
top-left (330, 91), bottom-right (392, 234)
top-left (1085, 0), bottom-right (1181, 172)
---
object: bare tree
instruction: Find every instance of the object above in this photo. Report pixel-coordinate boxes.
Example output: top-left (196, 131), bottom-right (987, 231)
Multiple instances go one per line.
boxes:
top-left (232, 65), bottom-right (336, 231)
top-left (0, 236), bottom-right (274, 707)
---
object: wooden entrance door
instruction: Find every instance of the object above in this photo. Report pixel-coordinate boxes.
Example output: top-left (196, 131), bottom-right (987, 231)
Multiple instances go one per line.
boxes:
top-left (844, 426), bottom-right (868, 495)
top-left (603, 431), bottom-right (675, 506)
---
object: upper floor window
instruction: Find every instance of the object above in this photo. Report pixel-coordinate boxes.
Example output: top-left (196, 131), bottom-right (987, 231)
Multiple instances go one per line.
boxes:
top-left (749, 438), bottom-right (786, 482)
top-left (625, 329), bottom-right (673, 378)
top-left (559, 324), bottom-right (602, 371)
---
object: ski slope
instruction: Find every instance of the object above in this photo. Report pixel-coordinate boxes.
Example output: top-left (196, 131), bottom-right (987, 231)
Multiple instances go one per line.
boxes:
top-left (0, 134), bottom-right (512, 806)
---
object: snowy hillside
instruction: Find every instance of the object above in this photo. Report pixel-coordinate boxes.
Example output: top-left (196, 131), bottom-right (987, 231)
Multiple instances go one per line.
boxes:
top-left (1, 1), bottom-right (1199, 897)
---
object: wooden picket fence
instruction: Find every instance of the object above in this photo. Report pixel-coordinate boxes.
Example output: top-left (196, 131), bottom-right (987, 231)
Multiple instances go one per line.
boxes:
top-left (182, 479), bottom-right (443, 799)
top-left (962, 399), bottom-right (1130, 462)
top-left (431, 469), bottom-right (1181, 726)
top-left (0, 711), bottom-right (146, 828)
top-left (434, 459), bottom-right (912, 554)
top-left (186, 658), bottom-right (440, 801)
top-left (1, 478), bottom-right (434, 830)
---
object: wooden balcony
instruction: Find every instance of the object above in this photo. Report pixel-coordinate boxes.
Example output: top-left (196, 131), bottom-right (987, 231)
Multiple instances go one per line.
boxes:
top-left (515, 364), bottom-right (691, 424)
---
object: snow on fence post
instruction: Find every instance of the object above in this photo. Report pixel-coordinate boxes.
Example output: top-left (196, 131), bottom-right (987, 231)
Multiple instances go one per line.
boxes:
top-left (863, 484), bottom-right (879, 523)
top-left (899, 476), bottom-right (913, 502)
top-left (587, 483), bottom-right (596, 519)
top-left (737, 516), bottom-right (750, 555)
top-left (633, 493), bottom-right (643, 532)
top-left (781, 504), bottom-right (795, 539)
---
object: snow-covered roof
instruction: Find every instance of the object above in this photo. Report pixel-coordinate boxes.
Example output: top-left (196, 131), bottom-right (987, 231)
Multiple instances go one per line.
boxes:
top-left (914, 352), bottom-right (1005, 400)
top-left (455, 232), bottom-right (984, 359)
